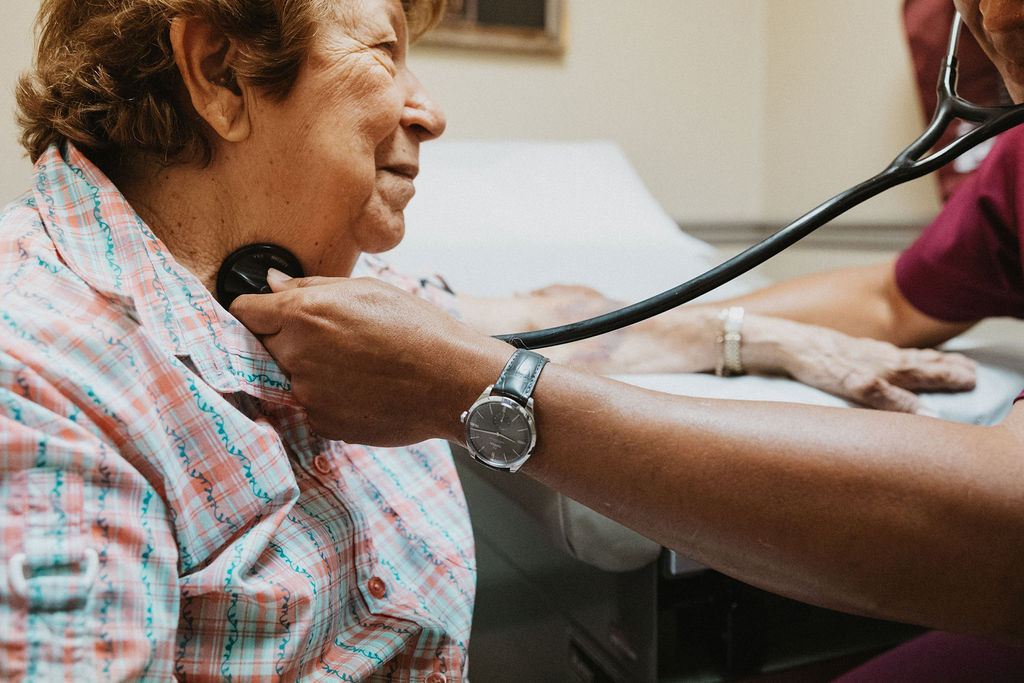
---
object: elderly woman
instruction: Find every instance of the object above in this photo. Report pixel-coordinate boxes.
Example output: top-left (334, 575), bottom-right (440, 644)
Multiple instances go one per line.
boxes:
top-left (0, 0), bottom-right (985, 679)
top-left (3, 0), bottom-right (468, 679)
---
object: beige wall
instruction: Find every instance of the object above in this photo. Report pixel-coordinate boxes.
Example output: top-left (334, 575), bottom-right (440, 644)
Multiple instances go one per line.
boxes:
top-left (763, 1), bottom-right (939, 225)
top-left (1, 2), bottom-right (37, 204)
top-left (408, 0), bottom-right (769, 223)
top-left (0, 1), bottom-right (941, 225)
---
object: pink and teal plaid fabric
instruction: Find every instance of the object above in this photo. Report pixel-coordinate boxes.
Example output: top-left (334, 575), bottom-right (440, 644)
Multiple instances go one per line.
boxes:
top-left (0, 145), bottom-right (474, 681)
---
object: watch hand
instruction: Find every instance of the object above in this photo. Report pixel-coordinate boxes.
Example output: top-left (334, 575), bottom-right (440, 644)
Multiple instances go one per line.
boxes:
top-left (474, 428), bottom-right (523, 445)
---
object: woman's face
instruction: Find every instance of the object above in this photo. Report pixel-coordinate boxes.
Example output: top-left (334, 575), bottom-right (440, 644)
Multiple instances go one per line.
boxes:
top-left (955, 0), bottom-right (1024, 103)
top-left (241, 0), bottom-right (446, 277)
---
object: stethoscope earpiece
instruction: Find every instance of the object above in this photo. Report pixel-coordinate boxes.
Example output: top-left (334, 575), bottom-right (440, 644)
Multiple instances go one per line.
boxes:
top-left (216, 243), bottom-right (304, 308)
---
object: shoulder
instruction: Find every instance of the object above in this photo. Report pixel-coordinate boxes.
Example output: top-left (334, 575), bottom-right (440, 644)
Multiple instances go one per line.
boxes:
top-left (0, 193), bottom-right (95, 304)
top-left (1, 197), bottom-right (155, 427)
top-left (966, 125), bottom-right (1024, 215)
top-left (1, 191), bottom-right (138, 326)
top-left (354, 254), bottom-right (459, 317)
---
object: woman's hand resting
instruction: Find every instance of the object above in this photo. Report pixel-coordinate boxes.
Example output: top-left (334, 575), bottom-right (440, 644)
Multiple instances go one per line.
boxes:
top-left (741, 314), bottom-right (976, 413)
top-left (462, 285), bottom-right (977, 413)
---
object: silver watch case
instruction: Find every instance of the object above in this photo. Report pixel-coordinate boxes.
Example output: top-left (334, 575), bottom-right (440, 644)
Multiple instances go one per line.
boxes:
top-left (460, 387), bottom-right (537, 473)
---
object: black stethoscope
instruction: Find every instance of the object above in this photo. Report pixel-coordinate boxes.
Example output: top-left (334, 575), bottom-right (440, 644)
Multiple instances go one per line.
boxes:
top-left (217, 13), bottom-right (1024, 349)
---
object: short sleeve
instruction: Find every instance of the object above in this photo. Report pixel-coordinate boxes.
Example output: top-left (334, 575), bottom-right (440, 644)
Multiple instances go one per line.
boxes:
top-left (0, 357), bottom-right (180, 680)
top-left (895, 125), bottom-right (1024, 322)
top-left (354, 253), bottom-right (461, 318)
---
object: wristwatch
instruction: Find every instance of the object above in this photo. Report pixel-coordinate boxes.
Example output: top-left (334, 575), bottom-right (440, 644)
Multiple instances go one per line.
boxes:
top-left (461, 349), bottom-right (549, 472)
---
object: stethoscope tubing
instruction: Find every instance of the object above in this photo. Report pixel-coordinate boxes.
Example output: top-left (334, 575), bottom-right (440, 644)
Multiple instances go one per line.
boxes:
top-left (496, 13), bottom-right (1024, 350)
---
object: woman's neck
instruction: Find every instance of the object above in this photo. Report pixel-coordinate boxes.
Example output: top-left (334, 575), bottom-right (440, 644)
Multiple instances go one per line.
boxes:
top-left (112, 157), bottom-right (245, 295)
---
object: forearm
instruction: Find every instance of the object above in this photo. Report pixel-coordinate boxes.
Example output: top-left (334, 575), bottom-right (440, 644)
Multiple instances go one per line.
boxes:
top-left (456, 260), bottom-right (974, 381)
top-left (457, 261), bottom-right (915, 350)
top-left (457, 289), bottom-right (721, 374)
top-left (511, 364), bottom-right (1024, 642)
top-left (457, 287), bottom-right (977, 415)
top-left (709, 260), bottom-right (973, 347)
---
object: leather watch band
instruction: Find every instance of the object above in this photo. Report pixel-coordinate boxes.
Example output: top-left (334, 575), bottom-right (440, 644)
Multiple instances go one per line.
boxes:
top-left (493, 349), bottom-right (548, 405)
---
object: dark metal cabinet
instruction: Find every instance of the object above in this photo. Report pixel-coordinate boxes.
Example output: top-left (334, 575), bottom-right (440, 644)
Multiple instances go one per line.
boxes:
top-left (456, 456), bottom-right (921, 682)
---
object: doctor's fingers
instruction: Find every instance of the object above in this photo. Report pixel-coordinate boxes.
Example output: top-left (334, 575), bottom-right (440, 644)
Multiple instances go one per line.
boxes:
top-left (230, 291), bottom-right (288, 336)
top-left (229, 272), bottom-right (359, 331)
top-left (231, 275), bottom-right (391, 337)
top-left (236, 275), bottom-right (506, 381)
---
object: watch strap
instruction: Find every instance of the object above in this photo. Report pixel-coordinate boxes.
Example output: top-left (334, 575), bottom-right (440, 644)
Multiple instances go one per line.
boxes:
top-left (493, 349), bottom-right (548, 405)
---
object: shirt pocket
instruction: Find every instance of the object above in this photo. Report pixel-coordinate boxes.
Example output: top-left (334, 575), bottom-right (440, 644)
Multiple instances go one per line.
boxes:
top-left (4, 467), bottom-right (98, 612)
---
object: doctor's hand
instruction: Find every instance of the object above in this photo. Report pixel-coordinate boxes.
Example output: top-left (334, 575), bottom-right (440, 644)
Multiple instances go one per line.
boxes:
top-left (741, 315), bottom-right (977, 414)
top-left (230, 272), bottom-right (512, 446)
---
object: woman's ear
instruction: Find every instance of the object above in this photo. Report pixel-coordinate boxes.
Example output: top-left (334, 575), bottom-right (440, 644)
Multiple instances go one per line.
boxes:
top-left (169, 16), bottom-right (250, 143)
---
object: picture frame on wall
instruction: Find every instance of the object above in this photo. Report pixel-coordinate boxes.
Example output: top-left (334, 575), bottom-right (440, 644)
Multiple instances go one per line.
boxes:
top-left (422, 0), bottom-right (566, 54)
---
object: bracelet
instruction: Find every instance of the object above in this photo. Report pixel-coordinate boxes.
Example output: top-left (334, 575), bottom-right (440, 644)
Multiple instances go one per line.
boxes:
top-left (715, 306), bottom-right (745, 377)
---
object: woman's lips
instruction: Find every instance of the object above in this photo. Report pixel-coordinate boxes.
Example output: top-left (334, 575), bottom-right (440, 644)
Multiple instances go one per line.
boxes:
top-left (382, 164), bottom-right (418, 181)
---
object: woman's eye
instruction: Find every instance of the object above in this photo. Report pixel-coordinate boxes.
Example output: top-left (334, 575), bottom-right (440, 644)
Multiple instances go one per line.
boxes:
top-left (376, 41), bottom-right (397, 55)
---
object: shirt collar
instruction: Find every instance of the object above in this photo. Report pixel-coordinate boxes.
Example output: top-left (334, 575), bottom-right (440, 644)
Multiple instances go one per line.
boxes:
top-left (32, 144), bottom-right (296, 405)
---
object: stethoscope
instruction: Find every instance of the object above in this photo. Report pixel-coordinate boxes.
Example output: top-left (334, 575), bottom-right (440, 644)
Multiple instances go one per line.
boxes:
top-left (217, 14), bottom-right (1024, 349)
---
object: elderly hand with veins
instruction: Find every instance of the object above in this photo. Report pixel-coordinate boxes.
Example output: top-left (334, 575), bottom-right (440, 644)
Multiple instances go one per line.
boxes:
top-left (458, 283), bottom-right (975, 413)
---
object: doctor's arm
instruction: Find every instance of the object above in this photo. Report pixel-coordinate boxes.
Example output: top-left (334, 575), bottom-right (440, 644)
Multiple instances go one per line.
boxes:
top-left (713, 259), bottom-right (975, 348)
top-left (230, 275), bottom-right (1024, 645)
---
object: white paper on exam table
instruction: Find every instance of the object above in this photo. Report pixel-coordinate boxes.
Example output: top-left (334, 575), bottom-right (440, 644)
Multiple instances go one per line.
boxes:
top-left (387, 139), bottom-right (762, 302)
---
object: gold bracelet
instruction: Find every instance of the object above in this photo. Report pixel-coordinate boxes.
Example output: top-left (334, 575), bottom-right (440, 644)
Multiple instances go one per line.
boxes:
top-left (715, 306), bottom-right (745, 377)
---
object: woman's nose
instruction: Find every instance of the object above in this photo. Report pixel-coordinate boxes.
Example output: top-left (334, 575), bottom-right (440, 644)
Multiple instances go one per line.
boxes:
top-left (402, 71), bottom-right (447, 142)
top-left (979, 0), bottom-right (1024, 34)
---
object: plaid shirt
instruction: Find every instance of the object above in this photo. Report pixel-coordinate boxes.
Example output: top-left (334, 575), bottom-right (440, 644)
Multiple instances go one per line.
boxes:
top-left (0, 145), bottom-right (475, 681)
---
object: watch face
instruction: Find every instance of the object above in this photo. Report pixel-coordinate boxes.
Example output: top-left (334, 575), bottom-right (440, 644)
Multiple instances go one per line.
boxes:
top-left (465, 396), bottom-right (535, 469)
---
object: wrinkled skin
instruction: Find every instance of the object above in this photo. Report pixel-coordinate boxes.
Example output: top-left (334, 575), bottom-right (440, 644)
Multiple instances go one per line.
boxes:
top-left (460, 283), bottom-right (976, 414)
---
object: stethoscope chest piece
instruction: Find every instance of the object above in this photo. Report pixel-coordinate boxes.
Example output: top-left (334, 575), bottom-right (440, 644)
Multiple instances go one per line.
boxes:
top-left (216, 243), bottom-right (304, 308)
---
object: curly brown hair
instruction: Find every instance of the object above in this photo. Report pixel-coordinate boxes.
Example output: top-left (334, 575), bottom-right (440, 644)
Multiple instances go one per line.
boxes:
top-left (16, 0), bottom-right (444, 169)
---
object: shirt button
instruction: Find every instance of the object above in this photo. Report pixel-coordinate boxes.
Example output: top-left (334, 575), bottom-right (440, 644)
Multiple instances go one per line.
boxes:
top-left (425, 674), bottom-right (446, 683)
top-left (367, 576), bottom-right (387, 599)
top-left (313, 455), bottom-right (332, 475)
